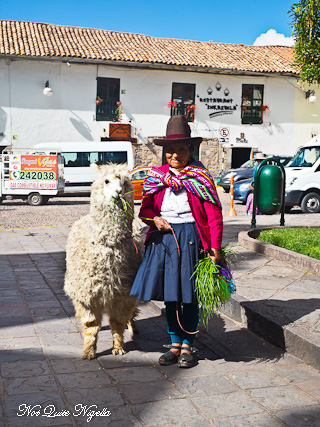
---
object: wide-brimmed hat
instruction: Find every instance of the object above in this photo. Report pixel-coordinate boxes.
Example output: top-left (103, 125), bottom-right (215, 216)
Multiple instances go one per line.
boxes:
top-left (254, 153), bottom-right (267, 161)
top-left (153, 115), bottom-right (202, 146)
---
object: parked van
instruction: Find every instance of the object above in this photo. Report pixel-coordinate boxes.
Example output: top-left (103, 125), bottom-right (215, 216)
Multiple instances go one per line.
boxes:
top-left (285, 136), bottom-right (320, 213)
top-left (31, 141), bottom-right (134, 192)
top-left (0, 148), bottom-right (64, 205)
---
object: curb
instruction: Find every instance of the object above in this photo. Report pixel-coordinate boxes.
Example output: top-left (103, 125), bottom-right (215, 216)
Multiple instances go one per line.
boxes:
top-left (238, 226), bottom-right (320, 276)
top-left (221, 226), bottom-right (320, 370)
top-left (148, 227), bottom-right (320, 370)
top-left (221, 296), bottom-right (320, 370)
top-left (150, 298), bottom-right (320, 370)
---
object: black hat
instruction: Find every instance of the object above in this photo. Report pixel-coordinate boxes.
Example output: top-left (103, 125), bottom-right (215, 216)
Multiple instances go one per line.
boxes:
top-left (153, 115), bottom-right (202, 146)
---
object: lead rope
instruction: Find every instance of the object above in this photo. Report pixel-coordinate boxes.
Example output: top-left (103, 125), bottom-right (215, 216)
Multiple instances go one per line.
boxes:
top-left (141, 217), bottom-right (199, 335)
top-left (132, 238), bottom-right (138, 254)
top-left (170, 227), bottom-right (199, 336)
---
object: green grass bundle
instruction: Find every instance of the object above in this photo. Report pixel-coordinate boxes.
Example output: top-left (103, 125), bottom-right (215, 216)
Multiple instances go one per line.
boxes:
top-left (192, 248), bottom-right (237, 329)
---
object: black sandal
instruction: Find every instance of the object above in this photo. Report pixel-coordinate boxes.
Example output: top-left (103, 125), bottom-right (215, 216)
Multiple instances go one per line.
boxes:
top-left (159, 344), bottom-right (181, 366)
top-left (178, 346), bottom-right (194, 368)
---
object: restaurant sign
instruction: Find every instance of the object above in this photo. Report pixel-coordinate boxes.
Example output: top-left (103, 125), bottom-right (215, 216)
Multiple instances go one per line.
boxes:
top-left (197, 85), bottom-right (238, 119)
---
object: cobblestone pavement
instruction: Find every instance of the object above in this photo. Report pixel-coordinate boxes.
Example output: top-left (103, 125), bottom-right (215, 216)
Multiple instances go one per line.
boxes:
top-left (0, 226), bottom-right (320, 426)
top-left (0, 187), bottom-right (304, 230)
top-left (0, 195), bottom-right (91, 230)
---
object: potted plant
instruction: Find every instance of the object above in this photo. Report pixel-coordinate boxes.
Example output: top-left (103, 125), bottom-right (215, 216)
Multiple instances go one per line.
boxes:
top-left (260, 104), bottom-right (270, 121)
top-left (115, 101), bottom-right (123, 122)
top-left (109, 102), bottom-right (131, 139)
top-left (260, 104), bottom-right (270, 112)
top-left (186, 104), bottom-right (196, 122)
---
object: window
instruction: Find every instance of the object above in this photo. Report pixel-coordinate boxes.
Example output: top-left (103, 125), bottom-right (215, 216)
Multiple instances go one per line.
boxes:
top-left (287, 146), bottom-right (320, 168)
top-left (96, 78), bottom-right (120, 121)
top-left (241, 84), bottom-right (264, 124)
top-left (171, 83), bottom-right (196, 122)
top-left (63, 151), bottom-right (127, 167)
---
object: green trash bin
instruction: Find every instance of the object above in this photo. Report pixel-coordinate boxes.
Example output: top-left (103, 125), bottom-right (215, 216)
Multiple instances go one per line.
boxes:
top-left (251, 157), bottom-right (286, 228)
top-left (257, 165), bottom-right (284, 215)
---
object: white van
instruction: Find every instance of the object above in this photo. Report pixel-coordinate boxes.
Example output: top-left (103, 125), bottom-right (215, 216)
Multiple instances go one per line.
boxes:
top-left (31, 141), bottom-right (134, 192)
top-left (0, 148), bottom-right (64, 205)
top-left (285, 136), bottom-right (320, 213)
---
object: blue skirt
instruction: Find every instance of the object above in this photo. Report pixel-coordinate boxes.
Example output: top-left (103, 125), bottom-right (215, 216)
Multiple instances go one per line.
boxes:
top-left (130, 223), bottom-right (203, 304)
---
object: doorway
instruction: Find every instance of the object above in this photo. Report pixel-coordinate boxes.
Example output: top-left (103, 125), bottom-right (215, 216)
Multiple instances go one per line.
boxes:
top-left (231, 147), bottom-right (251, 168)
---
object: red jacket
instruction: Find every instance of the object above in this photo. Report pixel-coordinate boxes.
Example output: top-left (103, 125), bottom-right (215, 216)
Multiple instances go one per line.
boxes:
top-left (139, 163), bottom-right (223, 250)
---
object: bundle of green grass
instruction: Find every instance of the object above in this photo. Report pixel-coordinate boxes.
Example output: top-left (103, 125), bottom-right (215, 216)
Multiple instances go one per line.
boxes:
top-left (192, 248), bottom-right (237, 329)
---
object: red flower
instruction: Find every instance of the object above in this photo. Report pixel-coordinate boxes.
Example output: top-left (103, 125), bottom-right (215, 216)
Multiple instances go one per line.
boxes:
top-left (260, 105), bottom-right (270, 113)
top-left (186, 104), bottom-right (196, 119)
top-left (168, 101), bottom-right (178, 108)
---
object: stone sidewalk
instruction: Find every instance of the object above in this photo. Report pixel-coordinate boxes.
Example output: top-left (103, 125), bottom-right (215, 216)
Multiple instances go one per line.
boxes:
top-left (221, 213), bottom-right (320, 371)
top-left (0, 216), bottom-right (320, 426)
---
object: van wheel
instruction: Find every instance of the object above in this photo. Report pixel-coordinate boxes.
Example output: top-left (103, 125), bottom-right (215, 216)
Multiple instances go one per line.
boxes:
top-left (28, 193), bottom-right (43, 206)
top-left (301, 192), bottom-right (320, 213)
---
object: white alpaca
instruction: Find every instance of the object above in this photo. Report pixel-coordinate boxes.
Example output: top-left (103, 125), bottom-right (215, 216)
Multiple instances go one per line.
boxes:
top-left (64, 163), bottom-right (144, 359)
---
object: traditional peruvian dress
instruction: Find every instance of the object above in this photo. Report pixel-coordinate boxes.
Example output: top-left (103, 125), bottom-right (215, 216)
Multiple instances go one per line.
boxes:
top-left (130, 161), bottom-right (223, 305)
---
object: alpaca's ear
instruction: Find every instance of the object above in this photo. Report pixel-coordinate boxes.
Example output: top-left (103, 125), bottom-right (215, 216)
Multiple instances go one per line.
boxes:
top-left (90, 163), bottom-right (100, 172)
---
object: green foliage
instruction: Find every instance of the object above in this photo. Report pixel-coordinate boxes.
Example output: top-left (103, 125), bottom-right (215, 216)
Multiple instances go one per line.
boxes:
top-left (191, 247), bottom-right (237, 329)
top-left (259, 228), bottom-right (320, 260)
top-left (289, 0), bottom-right (320, 84)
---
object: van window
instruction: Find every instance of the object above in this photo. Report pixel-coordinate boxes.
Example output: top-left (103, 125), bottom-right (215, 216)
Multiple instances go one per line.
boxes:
top-left (63, 151), bottom-right (128, 167)
top-left (287, 146), bottom-right (320, 168)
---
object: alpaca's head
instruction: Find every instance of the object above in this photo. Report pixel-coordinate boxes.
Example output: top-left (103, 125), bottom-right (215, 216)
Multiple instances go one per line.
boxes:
top-left (90, 163), bottom-right (133, 207)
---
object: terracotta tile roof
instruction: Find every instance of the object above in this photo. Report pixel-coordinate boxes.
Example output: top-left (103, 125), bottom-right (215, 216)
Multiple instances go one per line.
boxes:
top-left (0, 20), bottom-right (298, 75)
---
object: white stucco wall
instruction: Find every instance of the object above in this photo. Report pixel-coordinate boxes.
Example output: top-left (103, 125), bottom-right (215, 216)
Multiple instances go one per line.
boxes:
top-left (293, 81), bottom-right (320, 152)
top-left (0, 57), bottom-right (301, 157)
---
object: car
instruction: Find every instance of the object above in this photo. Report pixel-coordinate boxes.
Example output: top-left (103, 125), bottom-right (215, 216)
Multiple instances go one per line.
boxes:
top-left (130, 166), bottom-right (151, 201)
top-left (233, 178), bottom-right (252, 204)
top-left (217, 156), bottom-right (291, 193)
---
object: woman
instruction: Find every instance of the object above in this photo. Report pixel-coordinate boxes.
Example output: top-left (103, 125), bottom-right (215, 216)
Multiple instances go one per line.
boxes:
top-left (130, 115), bottom-right (224, 368)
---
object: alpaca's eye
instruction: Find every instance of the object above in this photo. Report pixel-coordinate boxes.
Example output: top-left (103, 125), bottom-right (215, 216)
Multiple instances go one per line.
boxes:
top-left (104, 179), bottom-right (109, 184)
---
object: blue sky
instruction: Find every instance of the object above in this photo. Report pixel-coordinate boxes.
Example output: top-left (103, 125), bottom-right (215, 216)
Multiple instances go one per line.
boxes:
top-left (0, 0), bottom-right (295, 45)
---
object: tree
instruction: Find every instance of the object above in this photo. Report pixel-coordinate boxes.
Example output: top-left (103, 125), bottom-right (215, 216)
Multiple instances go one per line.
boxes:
top-left (289, 0), bottom-right (320, 84)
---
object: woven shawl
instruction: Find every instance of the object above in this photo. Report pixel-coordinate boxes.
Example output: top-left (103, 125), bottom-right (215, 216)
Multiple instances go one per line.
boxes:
top-left (143, 161), bottom-right (222, 209)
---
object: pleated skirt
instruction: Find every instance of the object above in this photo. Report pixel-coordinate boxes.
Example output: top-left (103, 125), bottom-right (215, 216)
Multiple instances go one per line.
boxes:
top-left (130, 222), bottom-right (203, 304)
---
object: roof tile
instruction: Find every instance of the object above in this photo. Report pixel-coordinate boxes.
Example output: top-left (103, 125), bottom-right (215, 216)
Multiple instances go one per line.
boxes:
top-left (0, 20), bottom-right (297, 75)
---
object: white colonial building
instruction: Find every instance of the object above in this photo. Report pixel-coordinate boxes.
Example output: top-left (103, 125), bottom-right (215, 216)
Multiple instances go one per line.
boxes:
top-left (0, 20), bottom-right (319, 174)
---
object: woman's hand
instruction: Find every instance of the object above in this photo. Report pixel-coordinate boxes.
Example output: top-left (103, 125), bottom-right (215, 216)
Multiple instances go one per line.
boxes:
top-left (208, 248), bottom-right (226, 267)
top-left (154, 216), bottom-right (172, 232)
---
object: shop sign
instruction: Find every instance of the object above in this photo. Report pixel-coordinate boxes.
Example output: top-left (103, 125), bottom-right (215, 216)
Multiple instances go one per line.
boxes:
top-left (9, 155), bottom-right (58, 189)
top-left (236, 137), bottom-right (248, 144)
